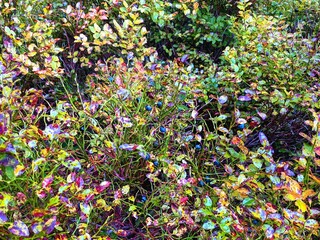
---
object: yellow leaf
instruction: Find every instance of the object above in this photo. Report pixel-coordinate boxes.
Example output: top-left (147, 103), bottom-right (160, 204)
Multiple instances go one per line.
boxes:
top-left (121, 185), bottom-right (130, 195)
top-left (295, 199), bottom-right (308, 212)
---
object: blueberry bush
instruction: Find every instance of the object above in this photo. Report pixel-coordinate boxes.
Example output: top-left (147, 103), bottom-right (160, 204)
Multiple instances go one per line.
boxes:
top-left (0, 0), bottom-right (320, 239)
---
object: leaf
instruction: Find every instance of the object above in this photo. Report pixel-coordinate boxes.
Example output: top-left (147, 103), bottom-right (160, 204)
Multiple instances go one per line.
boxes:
top-left (2, 86), bottom-right (12, 98)
top-left (252, 158), bottom-right (263, 169)
top-left (295, 199), bottom-right (308, 212)
top-left (238, 95), bottom-right (251, 101)
top-left (121, 185), bottom-right (130, 195)
top-left (119, 144), bottom-right (139, 151)
top-left (94, 23), bottom-right (101, 32)
top-left (80, 203), bottom-right (91, 215)
top-left (151, 12), bottom-right (159, 22)
top-left (95, 181), bottom-right (111, 193)
top-left (198, 208), bottom-right (214, 216)
top-left (259, 132), bottom-right (270, 146)
top-left (304, 219), bottom-right (319, 230)
top-left (303, 143), bottom-right (314, 157)
top-left (220, 217), bottom-right (231, 233)
top-left (44, 216), bottom-right (56, 234)
top-left (0, 211), bottom-right (8, 223)
top-left (42, 175), bottom-right (54, 189)
top-left (242, 197), bottom-right (255, 206)
top-left (191, 110), bottom-right (198, 119)
top-left (314, 146), bottom-right (320, 156)
top-left (31, 222), bottom-right (43, 234)
top-left (218, 95), bottom-right (228, 104)
top-left (129, 205), bottom-right (137, 212)
top-left (5, 166), bottom-right (15, 180)
top-left (14, 165), bottom-right (25, 176)
top-left (9, 221), bottom-right (30, 237)
top-left (204, 196), bottom-right (212, 207)
top-left (202, 221), bottom-right (216, 230)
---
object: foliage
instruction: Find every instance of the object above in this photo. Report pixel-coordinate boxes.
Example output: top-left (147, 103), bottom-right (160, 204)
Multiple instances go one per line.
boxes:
top-left (0, 0), bottom-right (320, 239)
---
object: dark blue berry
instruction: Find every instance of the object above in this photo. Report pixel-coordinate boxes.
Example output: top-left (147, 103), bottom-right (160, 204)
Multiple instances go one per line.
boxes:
top-left (145, 153), bottom-right (150, 160)
top-left (153, 140), bottom-right (159, 148)
top-left (160, 126), bottom-right (166, 133)
top-left (214, 160), bottom-right (221, 167)
top-left (238, 124), bottom-right (245, 130)
top-left (205, 176), bottom-right (211, 183)
top-left (195, 144), bottom-right (201, 150)
top-left (145, 105), bottom-right (152, 111)
top-left (153, 160), bottom-right (159, 167)
top-left (198, 180), bottom-right (205, 187)
top-left (156, 101), bottom-right (163, 108)
top-left (141, 196), bottom-right (147, 202)
top-left (252, 219), bottom-right (259, 225)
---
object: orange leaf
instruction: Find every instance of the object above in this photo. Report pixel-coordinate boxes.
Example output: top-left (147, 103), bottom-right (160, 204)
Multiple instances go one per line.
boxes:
top-left (302, 189), bottom-right (316, 200)
top-left (309, 174), bottom-right (320, 185)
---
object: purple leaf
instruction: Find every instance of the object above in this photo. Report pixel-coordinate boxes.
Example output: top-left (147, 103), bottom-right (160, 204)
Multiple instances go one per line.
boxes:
top-left (31, 222), bottom-right (43, 234)
top-left (9, 220), bottom-right (30, 237)
top-left (42, 175), bottom-right (54, 189)
top-left (191, 110), bottom-right (198, 119)
top-left (238, 95), bottom-right (252, 101)
top-left (0, 211), bottom-right (8, 223)
top-left (75, 177), bottom-right (84, 189)
top-left (181, 54), bottom-right (189, 63)
top-left (218, 95), bottom-right (228, 104)
top-left (44, 216), bottom-right (56, 234)
top-left (259, 132), bottom-right (270, 146)
top-left (95, 181), bottom-right (111, 193)
top-left (119, 144), bottom-right (139, 151)
top-left (265, 225), bottom-right (274, 239)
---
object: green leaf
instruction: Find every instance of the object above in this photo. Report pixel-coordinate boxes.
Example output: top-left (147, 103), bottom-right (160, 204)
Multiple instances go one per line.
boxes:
top-left (129, 205), bottom-right (137, 212)
top-left (151, 12), bottom-right (159, 22)
top-left (5, 166), bottom-right (15, 180)
top-left (252, 158), bottom-right (263, 169)
top-left (2, 86), bottom-right (12, 98)
top-left (242, 197), bottom-right (255, 206)
top-left (302, 143), bottom-right (314, 157)
top-left (198, 208), bottom-right (214, 216)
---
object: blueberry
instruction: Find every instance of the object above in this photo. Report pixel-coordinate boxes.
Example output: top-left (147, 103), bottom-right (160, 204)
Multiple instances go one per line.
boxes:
top-left (153, 160), bottom-right (159, 167)
top-left (160, 126), bottom-right (166, 133)
top-left (145, 153), bottom-right (150, 160)
top-left (153, 140), bottom-right (159, 148)
top-left (213, 160), bottom-right (221, 167)
top-left (141, 196), bottom-right (147, 202)
top-left (205, 176), bottom-right (211, 183)
top-left (145, 105), bottom-right (152, 111)
top-left (156, 101), bottom-right (163, 108)
top-left (195, 144), bottom-right (201, 150)
top-left (198, 180), bottom-right (205, 187)
top-left (238, 124), bottom-right (245, 130)
top-left (252, 219), bottom-right (259, 225)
